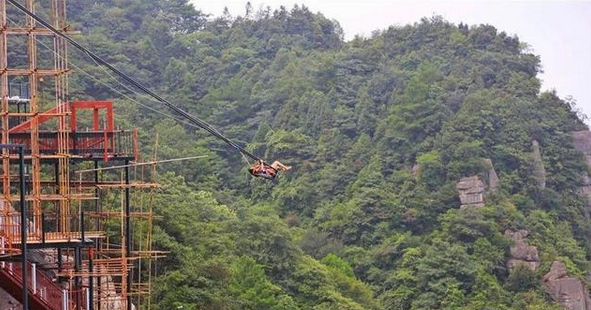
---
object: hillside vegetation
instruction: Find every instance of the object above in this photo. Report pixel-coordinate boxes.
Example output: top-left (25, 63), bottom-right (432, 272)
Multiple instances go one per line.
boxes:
top-left (63, 1), bottom-right (590, 309)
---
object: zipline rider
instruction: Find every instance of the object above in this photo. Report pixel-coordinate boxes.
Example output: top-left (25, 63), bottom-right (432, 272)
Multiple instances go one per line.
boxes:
top-left (249, 160), bottom-right (292, 179)
top-left (4, 0), bottom-right (295, 181)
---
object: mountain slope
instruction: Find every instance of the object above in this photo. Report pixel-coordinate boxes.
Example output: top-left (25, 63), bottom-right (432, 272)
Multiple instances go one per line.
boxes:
top-left (62, 1), bottom-right (590, 309)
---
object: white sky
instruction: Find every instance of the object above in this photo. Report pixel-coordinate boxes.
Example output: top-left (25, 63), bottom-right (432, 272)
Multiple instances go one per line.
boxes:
top-left (191, 0), bottom-right (591, 121)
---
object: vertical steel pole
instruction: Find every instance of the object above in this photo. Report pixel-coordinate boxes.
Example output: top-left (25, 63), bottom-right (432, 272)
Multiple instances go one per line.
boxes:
top-left (80, 207), bottom-right (85, 243)
top-left (41, 212), bottom-right (45, 244)
top-left (94, 160), bottom-right (100, 310)
top-left (54, 162), bottom-right (59, 229)
top-left (57, 248), bottom-right (62, 272)
top-left (85, 288), bottom-right (90, 310)
top-left (75, 246), bottom-right (81, 310)
top-left (19, 146), bottom-right (29, 310)
top-left (1, 236), bottom-right (5, 268)
top-left (125, 160), bottom-right (131, 310)
top-left (89, 246), bottom-right (94, 310)
top-left (1, 2), bottom-right (13, 259)
top-left (32, 263), bottom-right (36, 294)
top-left (62, 289), bottom-right (67, 310)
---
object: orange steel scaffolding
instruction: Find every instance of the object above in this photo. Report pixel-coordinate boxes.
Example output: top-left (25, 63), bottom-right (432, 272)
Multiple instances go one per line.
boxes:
top-left (0, 1), bottom-right (159, 310)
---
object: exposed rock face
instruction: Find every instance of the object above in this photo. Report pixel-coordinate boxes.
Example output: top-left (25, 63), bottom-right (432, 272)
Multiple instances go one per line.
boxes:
top-left (99, 272), bottom-right (128, 310)
top-left (411, 164), bottom-right (420, 178)
top-left (572, 131), bottom-right (591, 214)
top-left (483, 158), bottom-right (500, 191)
top-left (572, 131), bottom-right (591, 165)
top-left (456, 176), bottom-right (486, 209)
top-left (0, 288), bottom-right (21, 310)
top-left (456, 160), bottom-right (500, 209)
top-left (532, 140), bottom-right (547, 190)
top-left (543, 261), bottom-right (591, 310)
top-left (580, 175), bottom-right (591, 205)
top-left (505, 229), bottom-right (539, 271)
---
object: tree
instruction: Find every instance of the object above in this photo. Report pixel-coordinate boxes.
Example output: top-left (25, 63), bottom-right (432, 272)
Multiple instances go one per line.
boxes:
top-left (230, 256), bottom-right (298, 309)
top-left (62, 4), bottom-right (591, 308)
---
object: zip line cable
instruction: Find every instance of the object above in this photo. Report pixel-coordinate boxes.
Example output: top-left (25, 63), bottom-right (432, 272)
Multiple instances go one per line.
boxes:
top-left (6, 0), bottom-right (263, 162)
top-left (75, 155), bottom-right (209, 174)
top-left (10, 20), bottom-right (204, 130)
top-left (5, 12), bottom-right (199, 130)
top-left (28, 27), bottom-right (201, 128)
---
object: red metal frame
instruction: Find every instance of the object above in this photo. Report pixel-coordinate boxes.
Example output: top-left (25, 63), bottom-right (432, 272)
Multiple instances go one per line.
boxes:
top-left (71, 101), bottom-right (115, 161)
top-left (8, 103), bottom-right (68, 134)
top-left (70, 101), bottom-right (114, 133)
top-left (133, 128), bottom-right (139, 162)
top-left (6, 101), bottom-right (137, 161)
top-left (9, 101), bottom-right (115, 134)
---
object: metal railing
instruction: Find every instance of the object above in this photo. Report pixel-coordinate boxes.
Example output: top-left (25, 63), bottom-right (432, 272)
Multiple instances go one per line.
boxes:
top-left (0, 211), bottom-right (104, 244)
top-left (8, 130), bottom-right (136, 159)
top-left (0, 213), bottom-right (40, 243)
top-left (1, 261), bottom-right (64, 310)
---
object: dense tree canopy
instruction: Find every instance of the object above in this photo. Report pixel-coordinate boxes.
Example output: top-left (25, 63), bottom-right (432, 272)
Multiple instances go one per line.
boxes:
top-left (59, 1), bottom-right (591, 309)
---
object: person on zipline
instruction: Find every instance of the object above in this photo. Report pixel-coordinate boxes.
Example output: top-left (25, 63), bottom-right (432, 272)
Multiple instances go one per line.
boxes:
top-left (249, 160), bottom-right (291, 179)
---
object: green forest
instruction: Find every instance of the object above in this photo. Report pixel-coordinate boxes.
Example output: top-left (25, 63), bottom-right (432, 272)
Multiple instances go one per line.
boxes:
top-left (60, 1), bottom-right (591, 309)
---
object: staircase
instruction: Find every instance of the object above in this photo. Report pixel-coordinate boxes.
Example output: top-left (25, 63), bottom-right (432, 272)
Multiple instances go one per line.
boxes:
top-left (0, 261), bottom-right (65, 310)
top-left (0, 238), bottom-right (79, 310)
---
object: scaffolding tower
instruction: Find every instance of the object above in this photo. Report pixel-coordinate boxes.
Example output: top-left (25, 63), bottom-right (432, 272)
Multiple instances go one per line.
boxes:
top-left (0, 1), bottom-right (160, 309)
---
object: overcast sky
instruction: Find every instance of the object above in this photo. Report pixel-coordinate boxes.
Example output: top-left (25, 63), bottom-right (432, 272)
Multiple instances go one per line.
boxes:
top-left (191, 0), bottom-right (591, 121)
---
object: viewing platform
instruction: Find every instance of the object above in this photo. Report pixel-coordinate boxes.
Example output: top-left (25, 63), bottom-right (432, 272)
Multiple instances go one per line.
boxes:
top-left (4, 100), bottom-right (138, 162)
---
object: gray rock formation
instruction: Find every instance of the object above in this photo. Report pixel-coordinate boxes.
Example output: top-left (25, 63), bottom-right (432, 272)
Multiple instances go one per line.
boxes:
top-left (0, 288), bottom-right (20, 310)
top-left (532, 140), bottom-right (547, 190)
top-left (483, 158), bottom-right (500, 191)
top-left (572, 131), bottom-right (591, 213)
top-left (456, 176), bottom-right (486, 209)
top-left (573, 131), bottom-right (591, 165)
top-left (580, 175), bottom-right (591, 206)
top-left (411, 164), bottom-right (420, 178)
top-left (543, 261), bottom-right (591, 310)
top-left (505, 229), bottom-right (540, 271)
top-left (456, 160), bottom-right (500, 209)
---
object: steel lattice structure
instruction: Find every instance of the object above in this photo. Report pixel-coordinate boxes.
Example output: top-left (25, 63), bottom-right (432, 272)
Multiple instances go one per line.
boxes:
top-left (0, 2), bottom-right (159, 310)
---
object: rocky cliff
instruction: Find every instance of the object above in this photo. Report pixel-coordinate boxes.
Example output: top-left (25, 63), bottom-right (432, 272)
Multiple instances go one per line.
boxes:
top-left (543, 261), bottom-right (591, 310)
top-left (572, 131), bottom-right (591, 214)
top-left (456, 176), bottom-right (486, 209)
top-left (505, 229), bottom-right (540, 271)
top-left (532, 140), bottom-right (547, 190)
